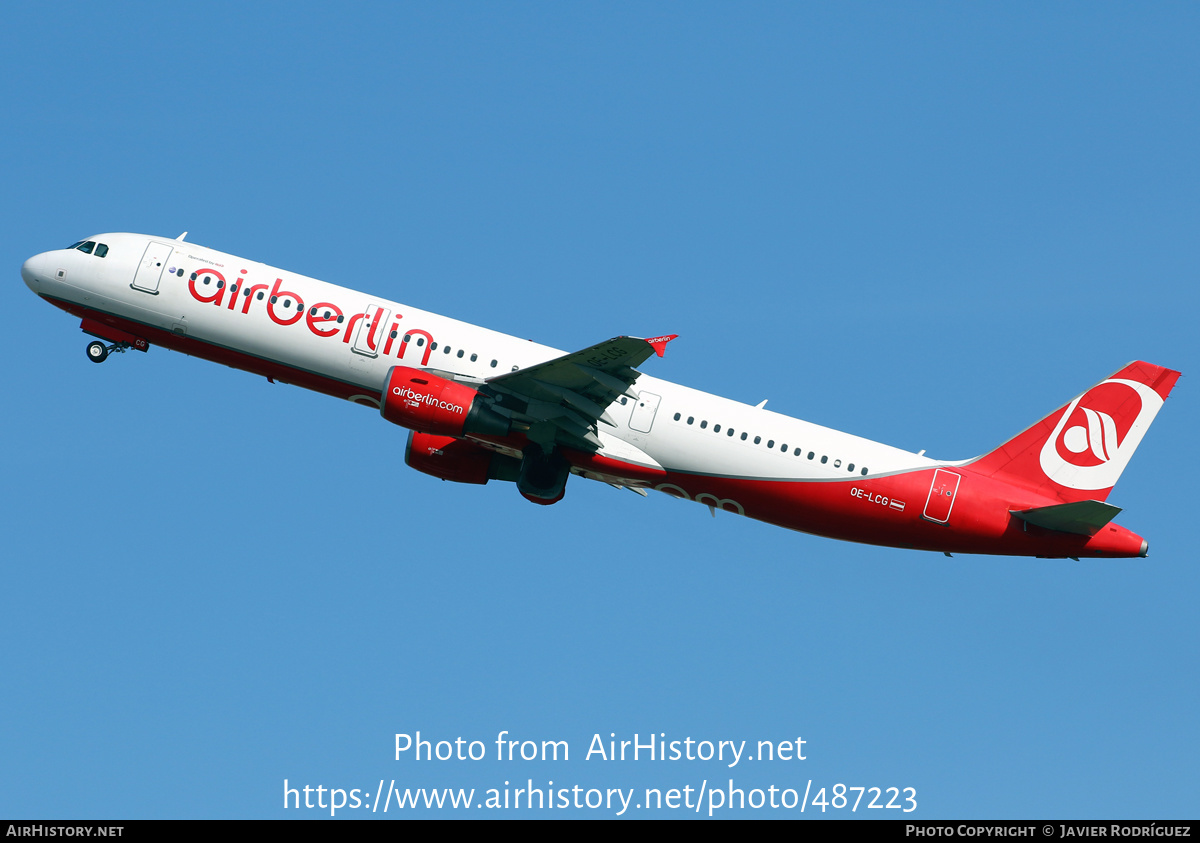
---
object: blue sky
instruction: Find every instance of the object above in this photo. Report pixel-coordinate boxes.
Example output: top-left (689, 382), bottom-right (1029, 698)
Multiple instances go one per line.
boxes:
top-left (2, 2), bottom-right (1197, 819)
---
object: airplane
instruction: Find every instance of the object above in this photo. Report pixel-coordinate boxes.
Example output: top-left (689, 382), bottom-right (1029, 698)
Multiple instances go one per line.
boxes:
top-left (21, 232), bottom-right (1180, 558)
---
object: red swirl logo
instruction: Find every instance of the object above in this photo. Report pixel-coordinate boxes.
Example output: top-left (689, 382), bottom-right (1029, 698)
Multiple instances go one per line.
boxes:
top-left (1053, 382), bottom-right (1141, 468)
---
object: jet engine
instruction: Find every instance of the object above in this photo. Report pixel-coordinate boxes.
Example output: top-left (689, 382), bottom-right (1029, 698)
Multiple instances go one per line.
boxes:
top-left (404, 431), bottom-right (520, 485)
top-left (517, 445), bottom-right (571, 505)
top-left (381, 366), bottom-right (510, 438)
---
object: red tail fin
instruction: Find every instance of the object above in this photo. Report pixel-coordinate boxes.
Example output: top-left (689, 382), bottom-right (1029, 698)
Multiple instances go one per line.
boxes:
top-left (967, 361), bottom-right (1180, 503)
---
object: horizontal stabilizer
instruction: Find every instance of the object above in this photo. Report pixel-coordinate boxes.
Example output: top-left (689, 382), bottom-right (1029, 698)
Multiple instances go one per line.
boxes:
top-left (1011, 500), bottom-right (1122, 537)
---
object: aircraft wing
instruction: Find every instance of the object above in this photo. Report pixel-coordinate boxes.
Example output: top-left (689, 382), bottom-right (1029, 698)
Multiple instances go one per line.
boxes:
top-left (484, 334), bottom-right (677, 451)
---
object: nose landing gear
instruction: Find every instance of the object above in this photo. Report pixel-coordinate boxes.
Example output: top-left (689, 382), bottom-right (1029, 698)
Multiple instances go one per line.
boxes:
top-left (80, 318), bottom-right (151, 364)
top-left (86, 340), bottom-right (131, 364)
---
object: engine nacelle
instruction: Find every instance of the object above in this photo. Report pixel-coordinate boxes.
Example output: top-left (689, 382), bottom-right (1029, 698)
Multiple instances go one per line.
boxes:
top-left (405, 432), bottom-right (520, 485)
top-left (517, 445), bottom-right (570, 505)
top-left (381, 366), bottom-right (510, 437)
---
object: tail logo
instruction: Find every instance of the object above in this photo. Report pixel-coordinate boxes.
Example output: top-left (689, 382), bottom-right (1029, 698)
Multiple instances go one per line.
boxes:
top-left (1061, 405), bottom-right (1124, 467)
top-left (1039, 378), bottom-right (1163, 491)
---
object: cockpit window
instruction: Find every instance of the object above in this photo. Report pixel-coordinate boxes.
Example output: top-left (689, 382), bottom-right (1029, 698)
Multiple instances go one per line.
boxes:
top-left (67, 240), bottom-right (109, 257)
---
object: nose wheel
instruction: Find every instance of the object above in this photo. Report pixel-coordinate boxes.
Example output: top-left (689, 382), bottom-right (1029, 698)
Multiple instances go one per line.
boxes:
top-left (86, 340), bottom-right (130, 364)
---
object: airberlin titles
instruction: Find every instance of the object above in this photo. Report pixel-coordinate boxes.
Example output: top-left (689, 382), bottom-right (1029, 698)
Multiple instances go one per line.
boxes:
top-left (187, 264), bottom-right (437, 366)
top-left (382, 367), bottom-right (510, 439)
top-left (391, 383), bottom-right (466, 417)
top-left (188, 262), bottom-right (515, 441)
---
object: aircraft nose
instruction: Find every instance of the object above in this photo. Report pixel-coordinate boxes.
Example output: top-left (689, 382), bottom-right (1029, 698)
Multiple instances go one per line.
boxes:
top-left (21, 252), bottom-right (50, 291)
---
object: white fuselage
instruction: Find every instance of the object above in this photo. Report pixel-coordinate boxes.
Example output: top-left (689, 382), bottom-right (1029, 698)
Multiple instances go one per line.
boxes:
top-left (23, 232), bottom-right (934, 489)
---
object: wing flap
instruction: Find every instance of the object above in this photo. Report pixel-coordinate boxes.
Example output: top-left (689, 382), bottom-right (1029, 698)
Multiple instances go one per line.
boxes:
top-left (530, 379), bottom-right (618, 426)
top-left (573, 364), bottom-right (640, 400)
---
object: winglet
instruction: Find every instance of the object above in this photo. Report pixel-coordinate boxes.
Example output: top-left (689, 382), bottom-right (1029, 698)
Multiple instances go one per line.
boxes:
top-left (645, 334), bottom-right (679, 358)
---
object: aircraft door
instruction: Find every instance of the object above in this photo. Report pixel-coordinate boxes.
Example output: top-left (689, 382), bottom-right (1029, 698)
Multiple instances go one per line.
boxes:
top-left (629, 392), bottom-right (662, 433)
top-left (351, 304), bottom-right (390, 357)
top-left (131, 242), bottom-right (174, 293)
top-left (922, 469), bottom-right (961, 524)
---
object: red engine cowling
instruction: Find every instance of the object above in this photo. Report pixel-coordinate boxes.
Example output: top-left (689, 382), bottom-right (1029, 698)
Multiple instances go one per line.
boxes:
top-left (381, 366), bottom-right (510, 437)
top-left (405, 432), bottom-right (494, 485)
top-left (405, 431), bottom-right (521, 486)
